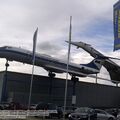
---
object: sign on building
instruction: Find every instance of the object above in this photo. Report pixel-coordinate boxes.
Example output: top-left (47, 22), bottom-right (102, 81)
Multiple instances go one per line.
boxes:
top-left (113, 1), bottom-right (120, 51)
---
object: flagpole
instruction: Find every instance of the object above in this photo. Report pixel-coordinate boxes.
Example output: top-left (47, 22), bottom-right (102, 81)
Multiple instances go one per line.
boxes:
top-left (63, 16), bottom-right (72, 120)
top-left (28, 28), bottom-right (38, 110)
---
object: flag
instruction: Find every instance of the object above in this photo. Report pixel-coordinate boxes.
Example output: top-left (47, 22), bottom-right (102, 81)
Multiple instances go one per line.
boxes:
top-left (113, 1), bottom-right (120, 51)
top-left (28, 28), bottom-right (38, 109)
top-left (68, 16), bottom-right (72, 60)
top-left (32, 28), bottom-right (38, 61)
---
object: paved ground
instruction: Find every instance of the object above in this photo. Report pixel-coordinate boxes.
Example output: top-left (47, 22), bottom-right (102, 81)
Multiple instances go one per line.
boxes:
top-left (26, 117), bottom-right (68, 120)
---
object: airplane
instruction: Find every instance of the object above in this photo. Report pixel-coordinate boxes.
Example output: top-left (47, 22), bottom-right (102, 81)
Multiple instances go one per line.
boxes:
top-left (0, 46), bottom-right (105, 80)
top-left (67, 41), bottom-right (120, 83)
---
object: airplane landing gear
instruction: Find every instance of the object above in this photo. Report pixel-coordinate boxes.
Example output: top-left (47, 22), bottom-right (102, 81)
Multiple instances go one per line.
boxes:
top-left (48, 72), bottom-right (56, 78)
top-left (5, 60), bottom-right (9, 69)
top-left (71, 76), bottom-right (79, 82)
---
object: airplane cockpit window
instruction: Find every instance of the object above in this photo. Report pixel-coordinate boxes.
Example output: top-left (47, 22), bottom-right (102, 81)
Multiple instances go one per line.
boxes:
top-left (3, 46), bottom-right (12, 49)
top-left (2, 46), bottom-right (9, 49)
top-left (3, 46), bottom-right (8, 49)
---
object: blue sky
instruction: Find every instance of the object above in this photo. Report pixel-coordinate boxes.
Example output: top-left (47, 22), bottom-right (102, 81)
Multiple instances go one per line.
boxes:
top-left (0, 0), bottom-right (119, 85)
top-left (81, 20), bottom-right (114, 51)
top-left (83, 20), bottom-right (113, 40)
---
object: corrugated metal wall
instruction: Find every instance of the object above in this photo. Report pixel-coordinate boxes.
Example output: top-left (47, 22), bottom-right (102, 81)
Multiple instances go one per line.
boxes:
top-left (1, 71), bottom-right (120, 108)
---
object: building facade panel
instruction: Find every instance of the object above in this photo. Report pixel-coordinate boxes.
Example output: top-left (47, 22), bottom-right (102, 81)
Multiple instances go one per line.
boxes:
top-left (0, 71), bottom-right (120, 108)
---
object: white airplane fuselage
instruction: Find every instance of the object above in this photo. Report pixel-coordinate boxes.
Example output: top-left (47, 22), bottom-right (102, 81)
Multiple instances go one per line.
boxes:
top-left (0, 46), bottom-right (100, 77)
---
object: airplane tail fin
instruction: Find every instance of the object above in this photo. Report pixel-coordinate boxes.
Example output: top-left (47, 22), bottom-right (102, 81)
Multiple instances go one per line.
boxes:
top-left (81, 57), bottom-right (105, 72)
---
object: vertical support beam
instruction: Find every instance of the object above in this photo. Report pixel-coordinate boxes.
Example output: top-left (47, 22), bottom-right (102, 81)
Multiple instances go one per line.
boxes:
top-left (49, 77), bottom-right (53, 102)
top-left (116, 83), bottom-right (118, 87)
top-left (71, 77), bottom-right (78, 108)
top-left (48, 72), bottom-right (55, 102)
top-left (1, 60), bottom-right (9, 102)
top-left (95, 74), bottom-right (97, 84)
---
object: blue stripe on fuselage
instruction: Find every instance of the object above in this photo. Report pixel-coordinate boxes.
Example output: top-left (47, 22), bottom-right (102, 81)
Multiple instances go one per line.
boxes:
top-left (0, 48), bottom-right (81, 72)
top-left (0, 47), bottom-right (98, 74)
top-left (81, 61), bottom-right (99, 70)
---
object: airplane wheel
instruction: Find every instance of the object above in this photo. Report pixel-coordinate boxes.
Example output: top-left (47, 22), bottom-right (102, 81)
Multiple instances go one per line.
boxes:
top-left (71, 77), bottom-right (79, 82)
top-left (5, 60), bottom-right (9, 67)
top-left (48, 72), bottom-right (56, 78)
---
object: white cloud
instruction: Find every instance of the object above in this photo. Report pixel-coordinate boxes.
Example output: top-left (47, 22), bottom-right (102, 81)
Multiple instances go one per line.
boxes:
top-left (0, 0), bottom-right (116, 46)
top-left (0, 0), bottom-right (118, 85)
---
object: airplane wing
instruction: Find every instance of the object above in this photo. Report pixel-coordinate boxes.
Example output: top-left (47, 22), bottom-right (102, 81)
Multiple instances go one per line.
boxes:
top-left (44, 64), bottom-right (87, 77)
top-left (45, 64), bottom-right (117, 82)
top-left (67, 41), bottom-right (120, 83)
